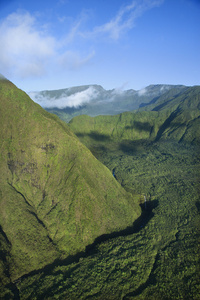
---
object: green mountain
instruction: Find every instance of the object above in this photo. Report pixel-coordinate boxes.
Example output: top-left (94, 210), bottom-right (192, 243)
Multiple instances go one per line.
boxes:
top-left (18, 139), bottom-right (200, 300)
top-left (11, 85), bottom-right (199, 299)
top-left (60, 86), bottom-right (199, 299)
top-left (29, 84), bottom-right (186, 122)
top-left (0, 78), bottom-right (140, 298)
top-left (1, 78), bottom-right (199, 299)
top-left (69, 86), bottom-right (200, 146)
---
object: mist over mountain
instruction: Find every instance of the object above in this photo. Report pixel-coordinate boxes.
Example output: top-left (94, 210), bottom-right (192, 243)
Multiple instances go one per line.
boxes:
top-left (69, 85), bottom-right (200, 146)
top-left (29, 84), bottom-right (186, 122)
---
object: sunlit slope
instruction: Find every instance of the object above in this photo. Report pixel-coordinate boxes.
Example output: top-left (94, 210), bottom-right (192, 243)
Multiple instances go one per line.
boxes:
top-left (64, 85), bottom-right (200, 300)
top-left (69, 86), bottom-right (200, 145)
top-left (15, 85), bottom-right (200, 299)
top-left (0, 79), bottom-right (140, 282)
top-left (150, 86), bottom-right (200, 143)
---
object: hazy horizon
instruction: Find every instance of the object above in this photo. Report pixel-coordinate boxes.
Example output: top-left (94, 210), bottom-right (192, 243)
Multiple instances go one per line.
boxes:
top-left (0, 0), bottom-right (199, 93)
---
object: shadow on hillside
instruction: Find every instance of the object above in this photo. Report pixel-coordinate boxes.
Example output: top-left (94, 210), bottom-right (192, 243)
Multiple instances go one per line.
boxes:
top-left (154, 108), bottom-right (182, 142)
top-left (16, 200), bottom-right (158, 285)
top-left (76, 131), bottom-right (111, 142)
top-left (139, 88), bottom-right (186, 110)
top-left (195, 201), bottom-right (200, 213)
top-left (139, 95), bottom-right (160, 108)
top-left (140, 96), bottom-right (175, 111)
top-left (125, 121), bottom-right (153, 132)
top-left (118, 140), bottom-right (150, 155)
top-left (86, 199), bottom-right (158, 254)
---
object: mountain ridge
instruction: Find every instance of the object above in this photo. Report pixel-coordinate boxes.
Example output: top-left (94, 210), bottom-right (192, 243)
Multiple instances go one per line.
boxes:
top-left (0, 78), bottom-right (140, 291)
top-left (17, 82), bottom-right (200, 300)
top-left (28, 84), bottom-right (187, 122)
top-left (68, 86), bottom-right (200, 148)
top-left (1, 77), bottom-right (199, 299)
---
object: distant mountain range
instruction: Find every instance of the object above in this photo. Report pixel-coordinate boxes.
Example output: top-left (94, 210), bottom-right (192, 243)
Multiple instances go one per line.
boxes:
top-left (69, 85), bottom-right (200, 145)
top-left (29, 84), bottom-right (187, 122)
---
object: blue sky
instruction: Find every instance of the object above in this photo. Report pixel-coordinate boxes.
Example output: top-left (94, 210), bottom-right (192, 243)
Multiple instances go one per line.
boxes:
top-left (0, 0), bottom-right (199, 92)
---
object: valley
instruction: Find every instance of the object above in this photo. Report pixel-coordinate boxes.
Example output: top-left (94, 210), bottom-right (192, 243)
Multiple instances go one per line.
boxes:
top-left (16, 140), bottom-right (200, 299)
top-left (0, 78), bottom-right (199, 299)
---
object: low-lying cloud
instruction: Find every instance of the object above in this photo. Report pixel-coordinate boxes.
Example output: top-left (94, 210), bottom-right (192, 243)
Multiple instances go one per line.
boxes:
top-left (137, 88), bottom-right (147, 96)
top-left (29, 86), bottom-right (99, 108)
top-left (137, 84), bottom-right (172, 96)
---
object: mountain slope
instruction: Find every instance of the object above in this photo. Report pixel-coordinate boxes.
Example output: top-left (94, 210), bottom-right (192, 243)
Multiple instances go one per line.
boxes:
top-left (29, 84), bottom-right (186, 122)
top-left (69, 86), bottom-right (200, 146)
top-left (0, 78), bottom-right (140, 292)
top-left (15, 86), bottom-right (200, 299)
top-left (62, 85), bottom-right (200, 300)
top-left (141, 86), bottom-right (200, 143)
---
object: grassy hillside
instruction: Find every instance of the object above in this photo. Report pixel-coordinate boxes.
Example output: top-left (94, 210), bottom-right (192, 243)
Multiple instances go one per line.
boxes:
top-left (0, 79), bottom-right (140, 298)
top-left (43, 88), bottom-right (200, 299)
top-left (16, 141), bottom-right (200, 300)
top-left (69, 86), bottom-right (200, 147)
top-left (1, 80), bottom-right (199, 299)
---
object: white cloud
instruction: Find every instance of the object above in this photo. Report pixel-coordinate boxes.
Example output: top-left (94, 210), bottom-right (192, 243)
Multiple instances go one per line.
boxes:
top-left (29, 86), bottom-right (99, 108)
top-left (91, 0), bottom-right (164, 40)
top-left (0, 10), bottom-right (94, 79)
top-left (137, 87), bottom-right (147, 96)
top-left (65, 9), bottom-right (94, 43)
top-left (58, 50), bottom-right (95, 70)
top-left (0, 1), bottom-right (165, 81)
top-left (111, 82), bottom-right (129, 95)
top-left (0, 11), bottom-right (56, 78)
top-left (58, 0), bottom-right (69, 5)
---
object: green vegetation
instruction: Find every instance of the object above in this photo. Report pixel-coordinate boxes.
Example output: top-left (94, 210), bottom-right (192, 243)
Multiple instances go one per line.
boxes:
top-left (69, 86), bottom-right (200, 146)
top-left (30, 84), bottom-right (186, 122)
top-left (16, 140), bottom-right (200, 300)
top-left (0, 79), bottom-right (140, 298)
top-left (0, 79), bottom-right (199, 299)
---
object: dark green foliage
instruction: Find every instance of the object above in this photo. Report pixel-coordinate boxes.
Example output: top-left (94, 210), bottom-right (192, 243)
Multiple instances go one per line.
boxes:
top-left (69, 86), bottom-right (200, 145)
top-left (0, 79), bottom-right (140, 297)
top-left (16, 141), bottom-right (200, 300)
top-left (1, 79), bottom-right (199, 299)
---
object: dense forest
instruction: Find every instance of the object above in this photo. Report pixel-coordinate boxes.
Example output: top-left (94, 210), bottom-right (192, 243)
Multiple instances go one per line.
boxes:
top-left (0, 78), bottom-right (199, 299)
